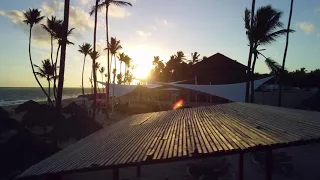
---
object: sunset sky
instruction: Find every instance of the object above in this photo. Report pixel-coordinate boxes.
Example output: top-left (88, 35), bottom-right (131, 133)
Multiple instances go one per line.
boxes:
top-left (0, 0), bottom-right (319, 87)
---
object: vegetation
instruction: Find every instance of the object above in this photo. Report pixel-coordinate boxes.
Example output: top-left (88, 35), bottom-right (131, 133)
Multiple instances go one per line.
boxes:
top-left (90, 0), bottom-right (132, 118)
top-left (78, 43), bottom-right (93, 95)
top-left (244, 5), bottom-right (293, 103)
top-left (34, 59), bottom-right (56, 104)
top-left (279, 0), bottom-right (295, 107)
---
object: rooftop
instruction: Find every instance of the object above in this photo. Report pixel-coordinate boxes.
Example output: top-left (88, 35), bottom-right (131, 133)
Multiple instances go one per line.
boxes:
top-left (18, 103), bottom-right (320, 179)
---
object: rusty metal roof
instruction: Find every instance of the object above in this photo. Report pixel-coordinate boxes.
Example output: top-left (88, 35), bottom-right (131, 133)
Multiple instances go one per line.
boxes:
top-left (18, 103), bottom-right (320, 178)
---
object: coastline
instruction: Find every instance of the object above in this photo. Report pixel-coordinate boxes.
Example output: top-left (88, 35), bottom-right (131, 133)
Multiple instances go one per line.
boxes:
top-left (1, 98), bottom-right (77, 113)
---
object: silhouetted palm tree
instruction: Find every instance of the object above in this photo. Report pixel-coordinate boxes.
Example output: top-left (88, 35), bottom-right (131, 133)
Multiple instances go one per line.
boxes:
top-left (99, 66), bottom-right (105, 93)
top-left (153, 56), bottom-right (160, 66)
top-left (124, 54), bottom-right (131, 77)
top-left (106, 37), bottom-right (122, 84)
top-left (174, 51), bottom-right (186, 63)
top-left (78, 43), bottom-right (93, 95)
top-left (244, 5), bottom-right (293, 102)
top-left (190, 52), bottom-right (200, 64)
top-left (279, 0), bottom-right (294, 107)
top-left (91, 0), bottom-right (100, 120)
top-left (52, 22), bottom-right (74, 99)
top-left (244, 0), bottom-right (256, 103)
top-left (118, 52), bottom-right (126, 76)
top-left (23, 9), bottom-right (53, 106)
top-left (90, 0), bottom-right (132, 117)
top-left (41, 16), bottom-right (63, 66)
top-left (34, 59), bottom-right (56, 104)
top-left (56, 0), bottom-right (71, 137)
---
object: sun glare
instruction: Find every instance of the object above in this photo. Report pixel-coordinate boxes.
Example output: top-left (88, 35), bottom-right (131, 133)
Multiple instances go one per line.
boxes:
top-left (126, 47), bottom-right (154, 80)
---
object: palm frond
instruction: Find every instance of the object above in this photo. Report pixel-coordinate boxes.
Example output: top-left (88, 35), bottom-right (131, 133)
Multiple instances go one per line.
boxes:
top-left (259, 29), bottom-right (294, 45)
top-left (244, 8), bottom-right (251, 30)
top-left (89, 2), bottom-right (107, 16)
top-left (265, 58), bottom-right (282, 75)
top-left (111, 0), bottom-right (132, 7)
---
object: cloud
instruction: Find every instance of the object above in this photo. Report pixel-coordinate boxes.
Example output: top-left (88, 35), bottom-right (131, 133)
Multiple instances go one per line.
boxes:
top-left (136, 30), bottom-right (151, 38)
top-left (0, 1), bottom-right (94, 45)
top-left (155, 18), bottom-right (171, 26)
top-left (98, 4), bottom-right (132, 18)
top-left (79, 0), bottom-right (89, 6)
top-left (296, 22), bottom-right (315, 34)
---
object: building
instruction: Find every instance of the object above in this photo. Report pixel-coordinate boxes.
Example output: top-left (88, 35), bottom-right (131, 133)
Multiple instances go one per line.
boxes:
top-left (187, 53), bottom-right (247, 85)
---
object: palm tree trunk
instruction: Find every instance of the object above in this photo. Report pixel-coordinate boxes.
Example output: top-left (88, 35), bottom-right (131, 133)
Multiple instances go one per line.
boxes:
top-left (28, 26), bottom-right (53, 106)
top-left (279, 0), bottom-right (294, 107)
top-left (250, 50), bottom-right (258, 103)
top-left (105, 3), bottom-right (110, 118)
top-left (81, 55), bottom-right (86, 95)
top-left (56, 0), bottom-right (70, 140)
top-left (91, 70), bottom-right (93, 94)
top-left (54, 44), bottom-right (61, 100)
top-left (50, 35), bottom-right (54, 66)
top-left (48, 78), bottom-right (51, 104)
top-left (245, 0), bottom-right (256, 103)
top-left (92, 0), bottom-right (99, 120)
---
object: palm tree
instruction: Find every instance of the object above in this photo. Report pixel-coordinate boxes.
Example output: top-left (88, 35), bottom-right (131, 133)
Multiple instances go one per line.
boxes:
top-left (41, 16), bottom-right (63, 66)
top-left (153, 56), bottom-right (160, 66)
top-left (34, 59), bottom-right (56, 104)
top-left (56, 0), bottom-right (71, 136)
top-left (244, 5), bottom-right (293, 102)
top-left (174, 51), bottom-right (186, 63)
top-left (244, 0), bottom-right (256, 103)
top-left (52, 22), bottom-right (74, 99)
top-left (106, 37), bottom-right (122, 83)
top-left (99, 66), bottom-right (105, 93)
top-left (279, 0), bottom-right (294, 107)
top-left (190, 52), bottom-right (200, 64)
top-left (124, 54), bottom-right (131, 77)
top-left (90, 0), bottom-right (132, 117)
top-left (78, 43), bottom-right (93, 95)
top-left (118, 52), bottom-right (126, 77)
top-left (23, 9), bottom-right (53, 106)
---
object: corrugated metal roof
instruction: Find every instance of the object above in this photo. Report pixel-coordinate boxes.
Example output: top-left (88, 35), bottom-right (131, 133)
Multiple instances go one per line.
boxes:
top-left (18, 103), bottom-right (320, 178)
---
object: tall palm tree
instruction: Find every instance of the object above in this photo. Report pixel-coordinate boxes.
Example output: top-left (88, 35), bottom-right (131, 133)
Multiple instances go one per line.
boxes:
top-left (23, 9), bottom-right (53, 106)
top-left (153, 56), bottom-right (160, 66)
top-left (279, 0), bottom-right (294, 107)
top-left (99, 66), bottom-right (105, 93)
top-left (78, 43), bottom-right (93, 95)
top-left (34, 59), bottom-right (56, 104)
top-left (106, 37), bottom-right (122, 85)
top-left (244, 5), bottom-right (293, 102)
top-left (244, 0), bottom-right (256, 103)
top-left (124, 54), bottom-right (131, 76)
top-left (118, 52), bottom-right (126, 76)
top-left (190, 52), bottom-right (200, 64)
top-left (90, 0), bottom-right (100, 120)
top-left (56, 0), bottom-right (71, 134)
top-left (90, 0), bottom-right (132, 118)
top-left (90, 51), bottom-right (101, 95)
top-left (51, 21), bottom-right (74, 99)
top-left (41, 16), bottom-right (63, 66)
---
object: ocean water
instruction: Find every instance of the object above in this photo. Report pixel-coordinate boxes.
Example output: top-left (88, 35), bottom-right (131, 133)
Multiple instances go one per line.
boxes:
top-left (0, 87), bottom-right (92, 107)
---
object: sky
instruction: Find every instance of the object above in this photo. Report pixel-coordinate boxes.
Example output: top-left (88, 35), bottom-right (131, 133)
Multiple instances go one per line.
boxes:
top-left (0, 0), bottom-right (319, 87)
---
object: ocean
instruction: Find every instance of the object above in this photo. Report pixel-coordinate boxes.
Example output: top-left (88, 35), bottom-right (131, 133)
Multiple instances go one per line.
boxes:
top-left (0, 87), bottom-right (92, 107)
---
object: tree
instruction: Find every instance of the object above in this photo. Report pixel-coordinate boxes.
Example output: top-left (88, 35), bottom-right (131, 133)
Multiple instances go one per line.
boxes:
top-left (244, 5), bottom-right (293, 102)
top-left (190, 52), bottom-right (200, 64)
top-left (23, 9), bottom-right (53, 106)
top-left (90, 0), bottom-right (132, 118)
top-left (118, 52), bottom-right (126, 82)
top-left (34, 59), bottom-right (56, 104)
top-left (123, 54), bottom-right (131, 83)
top-left (41, 16), bottom-right (63, 68)
top-left (91, 0), bottom-right (100, 121)
top-left (244, 0), bottom-right (256, 103)
top-left (52, 22), bottom-right (74, 99)
top-left (279, 0), bottom-right (294, 107)
top-left (99, 66), bottom-right (105, 92)
top-left (174, 51), bottom-right (186, 63)
top-left (78, 43), bottom-right (93, 95)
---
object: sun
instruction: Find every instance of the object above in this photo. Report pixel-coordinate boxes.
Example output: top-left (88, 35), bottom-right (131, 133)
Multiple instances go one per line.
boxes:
top-left (134, 65), bottom-right (151, 79)
top-left (126, 47), bottom-right (154, 80)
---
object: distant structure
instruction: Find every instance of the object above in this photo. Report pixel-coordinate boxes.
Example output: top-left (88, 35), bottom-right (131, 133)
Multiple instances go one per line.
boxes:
top-left (185, 53), bottom-right (247, 85)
